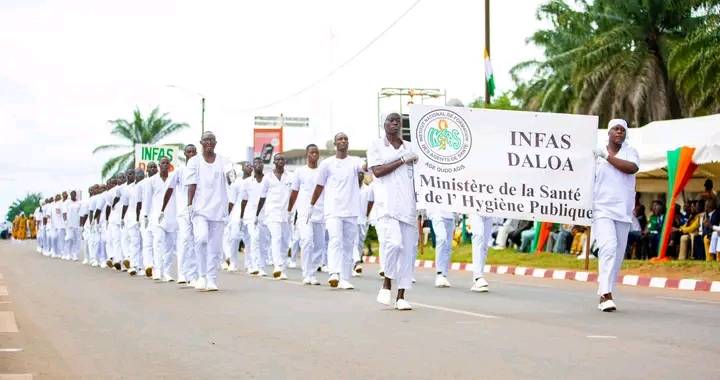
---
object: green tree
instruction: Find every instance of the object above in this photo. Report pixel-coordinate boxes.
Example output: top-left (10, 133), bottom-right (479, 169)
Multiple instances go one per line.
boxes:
top-left (468, 92), bottom-right (522, 110)
top-left (6, 193), bottom-right (42, 222)
top-left (93, 107), bottom-right (190, 179)
top-left (512, 0), bottom-right (720, 127)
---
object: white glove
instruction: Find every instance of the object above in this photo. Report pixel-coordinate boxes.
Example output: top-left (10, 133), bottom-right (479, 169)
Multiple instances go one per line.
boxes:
top-left (121, 220), bottom-right (125, 229)
top-left (593, 148), bottom-right (608, 160)
top-left (187, 205), bottom-right (194, 218)
top-left (158, 212), bottom-right (165, 224)
top-left (143, 216), bottom-right (149, 229)
top-left (400, 152), bottom-right (419, 164)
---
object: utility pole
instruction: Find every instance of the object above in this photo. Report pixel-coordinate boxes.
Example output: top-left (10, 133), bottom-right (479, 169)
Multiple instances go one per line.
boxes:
top-left (201, 97), bottom-right (206, 135)
top-left (485, 0), bottom-right (491, 105)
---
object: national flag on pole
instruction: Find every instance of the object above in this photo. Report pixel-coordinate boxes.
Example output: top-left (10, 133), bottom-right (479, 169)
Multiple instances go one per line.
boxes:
top-left (484, 48), bottom-right (495, 98)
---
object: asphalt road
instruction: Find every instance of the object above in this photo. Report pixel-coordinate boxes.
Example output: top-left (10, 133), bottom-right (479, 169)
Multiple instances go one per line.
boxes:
top-left (1, 240), bottom-right (719, 380)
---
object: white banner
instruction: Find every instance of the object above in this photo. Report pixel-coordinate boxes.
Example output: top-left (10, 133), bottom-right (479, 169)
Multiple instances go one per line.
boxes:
top-left (410, 105), bottom-right (598, 226)
top-left (134, 144), bottom-right (178, 172)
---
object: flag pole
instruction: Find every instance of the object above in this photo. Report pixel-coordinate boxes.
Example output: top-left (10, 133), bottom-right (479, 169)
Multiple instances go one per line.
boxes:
top-left (484, 0), bottom-right (491, 105)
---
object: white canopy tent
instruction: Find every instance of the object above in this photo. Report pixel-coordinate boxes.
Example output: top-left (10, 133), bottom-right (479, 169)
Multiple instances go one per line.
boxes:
top-left (597, 114), bottom-right (720, 193)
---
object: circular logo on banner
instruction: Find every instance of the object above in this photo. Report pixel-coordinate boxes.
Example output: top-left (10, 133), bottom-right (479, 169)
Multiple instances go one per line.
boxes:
top-left (415, 109), bottom-right (472, 165)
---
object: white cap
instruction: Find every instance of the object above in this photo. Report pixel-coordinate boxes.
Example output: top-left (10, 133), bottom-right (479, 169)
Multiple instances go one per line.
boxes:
top-left (608, 118), bottom-right (628, 130)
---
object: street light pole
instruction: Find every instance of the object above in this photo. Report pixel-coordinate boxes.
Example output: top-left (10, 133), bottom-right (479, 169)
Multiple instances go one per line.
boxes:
top-left (166, 84), bottom-right (206, 137)
top-left (201, 97), bottom-right (205, 135)
top-left (485, 0), bottom-right (491, 105)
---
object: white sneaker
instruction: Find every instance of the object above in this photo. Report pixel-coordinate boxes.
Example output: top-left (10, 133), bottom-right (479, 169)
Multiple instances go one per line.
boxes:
top-left (395, 299), bottom-right (413, 310)
top-left (598, 299), bottom-right (617, 312)
top-left (221, 262), bottom-right (229, 271)
top-left (412, 278), bottom-right (416, 283)
top-left (162, 275), bottom-right (175, 283)
top-left (302, 277), bottom-right (312, 285)
top-left (249, 268), bottom-right (260, 276)
top-left (206, 279), bottom-right (219, 291)
top-left (177, 276), bottom-right (187, 284)
top-left (258, 269), bottom-right (268, 277)
top-left (321, 265), bottom-right (329, 273)
top-left (354, 264), bottom-right (363, 274)
top-left (435, 275), bottom-right (452, 288)
top-left (376, 289), bottom-right (392, 306)
top-left (128, 269), bottom-right (137, 276)
top-left (82, 258), bottom-right (89, 265)
top-left (194, 277), bottom-right (207, 290)
top-left (152, 275), bottom-right (162, 281)
top-left (309, 276), bottom-right (321, 285)
top-left (187, 279), bottom-right (196, 288)
top-left (471, 277), bottom-right (489, 293)
top-left (288, 261), bottom-right (297, 269)
top-left (351, 271), bottom-right (360, 277)
top-left (328, 273), bottom-right (340, 288)
top-left (228, 265), bottom-right (239, 272)
top-left (338, 280), bottom-right (354, 290)
top-left (278, 272), bottom-right (288, 280)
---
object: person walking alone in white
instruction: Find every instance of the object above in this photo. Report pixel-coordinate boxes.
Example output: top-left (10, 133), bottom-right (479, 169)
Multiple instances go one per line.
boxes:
top-left (186, 131), bottom-right (230, 291)
top-left (310, 133), bottom-right (364, 290)
top-left (368, 113), bottom-right (419, 310)
top-left (593, 119), bottom-right (639, 312)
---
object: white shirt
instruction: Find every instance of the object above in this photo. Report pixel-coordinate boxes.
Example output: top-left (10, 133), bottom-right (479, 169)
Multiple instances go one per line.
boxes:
top-left (260, 171), bottom-right (294, 223)
top-left (358, 183), bottom-right (375, 225)
top-left (167, 167), bottom-right (190, 216)
top-left (147, 174), bottom-right (177, 231)
top-left (121, 183), bottom-right (138, 226)
top-left (367, 137), bottom-right (417, 226)
top-left (108, 186), bottom-right (124, 225)
top-left (185, 154), bottom-right (230, 222)
top-left (240, 176), bottom-right (266, 223)
top-left (228, 177), bottom-right (250, 223)
top-left (79, 199), bottom-right (89, 223)
top-left (65, 200), bottom-right (81, 228)
top-left (33, 208), bottom-right (43, 224)
top-left (316, 156), bottom-right (364, 219)
top-left (291, 166), bottom-right (325, 223)
top-left (51, 201), bottom-right (65, 229)
top-left (593, 143), bottom-right (639, 224)
top-left (138, 177), bottom-right (154, 219)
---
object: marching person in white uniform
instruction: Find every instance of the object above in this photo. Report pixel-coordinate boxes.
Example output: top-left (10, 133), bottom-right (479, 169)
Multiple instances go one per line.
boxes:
top-left (50, 194), bottom-right (65, 259)
top-left (592, 119), bottom-right (639, 312)
top-left (256, 154), bottom-right (294, 280)
top-left (34, 204), bottom-right (45, 254)
top-left (186, 131), bottom-right (230, 291)
top-left (223, 161), bottom-right (252, 273)
top-left (118, 169), bottom-right (136, 271)
top-left (79, 186), bottom-right (95, 265)
top-left (368, 113), bottom-right (419, 310)
top-left (151, 157), bottom-right (178, 282)
top-left (63, 190), bottom-right (82, 261)
top-left (428, 210), bottom-right (455, 287)
top-left (353, 173), bottom-right (374, 276)
top-left (310, 133), bottom-right (365, 290)
top-left (104, 176), bottom-right (123, 270)
top-left (121, 169), bottom-right (144, 276)
top-left (162, 144), bottom-right (198, 285)
top-left (240, 157), bottom-right (271, 277)
top-left (287, 144), bottom-right (325, 285)
top-left (139, 162), bottom-right (158, 277)
top-left (43, 199), bottom-right (53, 256)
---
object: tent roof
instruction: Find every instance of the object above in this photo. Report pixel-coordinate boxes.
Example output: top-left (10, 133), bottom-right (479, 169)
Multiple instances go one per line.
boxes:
top-left (596, 114), bottom-right (720, 192)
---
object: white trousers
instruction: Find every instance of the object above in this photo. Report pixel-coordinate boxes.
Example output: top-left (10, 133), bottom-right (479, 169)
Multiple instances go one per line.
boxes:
top-left (222, 220), bottom-right (249, 269)
top-left (299, 219), bottom-right (326, 279)
top-left (155, 226), bottom-right (177, 278)
top-left (44, 227), bottom-right (53, 255)
top-left (353, 222), bottom-right (369, 263)
top-left (65, 227), bottom-right (81, 260)
top-left (593, 218), bottom-right (631, 296)
top-left (120, 225), bottom-right (132, 262)
top-left (267, 221), bottom-right (291, 271)
top-left (710, 231), bottom-right (719, 254)
top-left (249, 221), bottom-right (270, 270)
top-left (470, 214), bottom-right (493, 279)
top-left (93, 226), bottom-right (107, 264)
top-left (495, 224), bottom-right (513, 249)
top-left (192, 216), bottom-right (224, 281)
top-left (107, 224), bottom-right (122, 261)
top-left (37, 227), bottom-right (45, 251)
top-left (126, 224), bottom-right (142, 270)
top-left (177, 214), bottom-right (196, 281)
top-left (326, 217), bottom-right (358, 281)
top-left (376, 217), bottom-right (418, 289)
top-left (431, 217), bottom-right (455, 276)
top-left (289, 223), bottom-right (300, 262)
top-left (141, 225), bottom-right (154, 269)
top-left (53, 228), bottom-right (65, 258)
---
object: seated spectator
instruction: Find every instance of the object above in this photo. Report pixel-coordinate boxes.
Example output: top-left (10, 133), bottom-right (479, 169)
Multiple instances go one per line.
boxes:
top-left (702, 197), bottom-right (720, 261)
top-left (696, 179), bottom-right (717, 202)
top-left (692, 200), bottom-right (707, 260)
top-left (508, 220), bottom-right (533, 249)
top-left (519, 222), bottom-right (536, 252)
top-left (570, 226), bottom-right (588, 256)
top-left (647, 201), bottom-right (665, 259)
top-left (546, 224), bottom-right (573, 253)
top-left (626, 203), bottom-right (648, 259)
top-left (666, 204), bottom-right (684, 258)
top-left (676, 201), bottom-right (701, 260)
top-left (493, 219), bottom-right (518, 249)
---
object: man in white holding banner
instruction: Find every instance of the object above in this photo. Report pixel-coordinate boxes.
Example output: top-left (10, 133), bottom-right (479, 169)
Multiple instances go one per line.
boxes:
top-left (369, 113), bottom-right (419, 311)
top-left (592, 119), bottom-right (639, 312)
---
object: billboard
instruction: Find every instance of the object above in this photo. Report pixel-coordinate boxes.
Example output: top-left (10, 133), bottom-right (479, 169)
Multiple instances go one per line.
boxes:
top-left (253, 128), bottom-right (283, 164)
top-left (134, 144), bottom-right (178, 172)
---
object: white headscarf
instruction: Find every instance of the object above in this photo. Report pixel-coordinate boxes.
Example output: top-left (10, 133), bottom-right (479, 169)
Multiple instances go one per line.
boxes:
top-left (607, 118), bottom-right (629, 145)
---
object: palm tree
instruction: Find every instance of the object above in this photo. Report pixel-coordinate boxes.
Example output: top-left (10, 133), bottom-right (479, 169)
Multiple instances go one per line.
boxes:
top-left (6, 193), bottom-right (42, 222)
top-left (512, 0), bottom-right (720, 127)
top-left (93, 107), bottom-right (189, 179)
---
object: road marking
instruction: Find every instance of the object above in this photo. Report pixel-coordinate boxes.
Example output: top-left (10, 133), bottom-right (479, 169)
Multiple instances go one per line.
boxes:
top-left (586, 335), bottom-right (617, 339)
top-left (0, 287), bottom-right (7, 296)
top-left (0, 312), bottom-right (19, 333)
top-left (412, 302), bottom-right (500, 319)
top-left (0, 348), bottom-right (24, 352)
top-left (656, 296), bottom-right (720, 305)
top-left (0, 373), bottom-right (32, 380)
